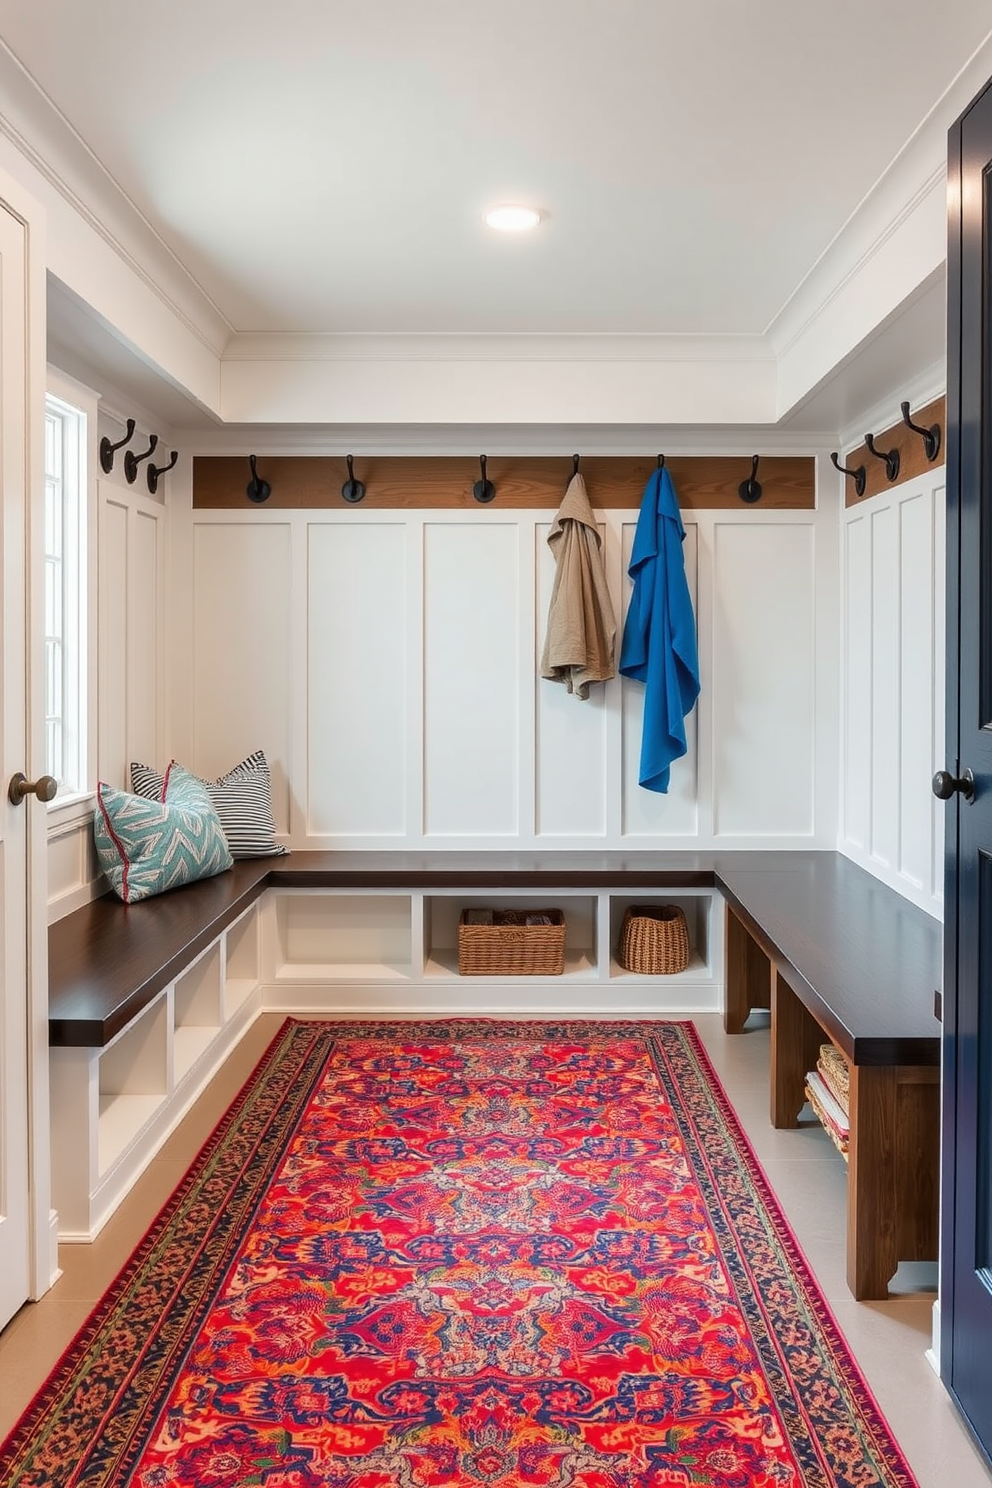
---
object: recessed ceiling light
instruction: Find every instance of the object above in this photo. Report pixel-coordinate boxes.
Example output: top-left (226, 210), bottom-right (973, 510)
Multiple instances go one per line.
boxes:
top-left (484, 205), bottom-right (541, 232)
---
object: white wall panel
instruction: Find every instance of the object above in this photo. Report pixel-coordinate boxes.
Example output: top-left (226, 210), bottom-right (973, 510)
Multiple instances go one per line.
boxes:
top-left (898, 493), bottom-right (935, 889)
top-left (621, 521), bottom-right (700, 837)
top-left (176, 499), bottom-right (832, 852)
top-left (840, 473), bottom-right (945, 915)
top-left (423, 523), bottom-right (519, 836)
top-left (712, 522), bottom-right (815, 837)
top-left (307, 523), bottom-right (408, 835)
top-left (192, 523), bottom-right (292, 829)
top-left (870, 504), bottom-right (900, 865)
top-left (843, 515), bottom-right (871, 849)
top-left (535, 521), bottom-right (608, 838)
top-left (127, 509), bottom-right (160, 770)
top-left (98, 495), bottom-right (128, 789)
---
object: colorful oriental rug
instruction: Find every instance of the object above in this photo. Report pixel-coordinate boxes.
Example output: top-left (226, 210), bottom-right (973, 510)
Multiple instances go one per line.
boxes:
top-left (2, 1020), bottom-right (917, 1488)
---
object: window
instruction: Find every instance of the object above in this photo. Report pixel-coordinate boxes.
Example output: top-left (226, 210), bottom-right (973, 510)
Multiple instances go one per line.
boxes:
top-left (43, 394), bottom-right (87, 797)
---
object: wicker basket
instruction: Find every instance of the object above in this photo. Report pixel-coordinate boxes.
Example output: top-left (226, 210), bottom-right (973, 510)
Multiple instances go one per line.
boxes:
top-left (618, 904), bottom-right (690, 975)
top-left (458, 908), bottom-right (566, 976)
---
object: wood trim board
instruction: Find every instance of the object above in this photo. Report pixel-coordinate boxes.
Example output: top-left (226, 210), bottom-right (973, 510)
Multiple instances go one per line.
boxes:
top-left (842, 397), bottom-right (945, 506)
top-left (193, 454), bottom-right (815, 510)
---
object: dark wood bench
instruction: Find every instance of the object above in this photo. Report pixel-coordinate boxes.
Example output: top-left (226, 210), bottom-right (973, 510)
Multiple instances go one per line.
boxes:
top-left (716, 853), bottom-right (942, 1299)
top-left (49, 850), bottom-right (942, 1299)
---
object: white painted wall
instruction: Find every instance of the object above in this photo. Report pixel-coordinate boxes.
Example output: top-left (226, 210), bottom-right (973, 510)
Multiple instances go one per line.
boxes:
top-left (167, 477), bottom-right (839, 852)
top-left (839, 468), bottom-right (945, 916)
top-left (47, 411), bottom-right (168, 921)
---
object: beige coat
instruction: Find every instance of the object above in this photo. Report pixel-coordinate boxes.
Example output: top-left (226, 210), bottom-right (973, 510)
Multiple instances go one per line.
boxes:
top-left (540, 473), bottom-right (617, 698)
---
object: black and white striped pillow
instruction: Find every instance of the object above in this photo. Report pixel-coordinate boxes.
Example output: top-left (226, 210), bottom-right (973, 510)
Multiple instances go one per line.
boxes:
top-left (130, 750), bottom-right (289, 859)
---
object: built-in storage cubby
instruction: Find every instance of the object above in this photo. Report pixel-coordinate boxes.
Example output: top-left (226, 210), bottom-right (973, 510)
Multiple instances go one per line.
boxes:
top-left (261, 884), bottom-right (722, 1015)
top-left (423, 894), bottom-right (597, 979)
top-left (51, 871), bottom-right (725, 1242)
top-left (608, 892), bottom-right (713, 980)
top-left (269, 891), bottom-right (414, 980)
top-left (224, 904), bottom-right (260, 1015)
top-left (173, 944), bottom-right (223, 1084)
top-left (50, 908), bottom-right (265, 1242)
top-left (98, 997), bottom-right (168, 1176)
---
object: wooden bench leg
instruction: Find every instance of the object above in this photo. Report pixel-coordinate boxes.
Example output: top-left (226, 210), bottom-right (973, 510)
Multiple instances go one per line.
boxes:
top-left (846, 1064), bottom-right (939, 1300)
top-left (770, 970), bottom-right (822, 1127)
top-left (847, 1065), bottom-right (898, 1300)
top-left (724, 906), bottom-right (771, 1034)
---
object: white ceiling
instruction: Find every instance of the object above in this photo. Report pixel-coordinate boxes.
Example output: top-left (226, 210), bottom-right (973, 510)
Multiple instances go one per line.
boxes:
top-left (6, 0), bottom-right (992, 343)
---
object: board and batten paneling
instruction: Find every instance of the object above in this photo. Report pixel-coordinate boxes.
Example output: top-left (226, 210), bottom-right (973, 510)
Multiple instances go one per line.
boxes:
top-left (840, 471), bottom-right (945, 914)
top-left (176, 492), bottom-right (836, 851)
top-left (49, 480), bottom-right (166, 921)
top-left (191, 521), bottom-right (293, 831)
top-left (712, 521), bottom-right (817, 836)
top-left (98, 482), bottom-right (164, 788)
top-left (424, 521), bottom-right (523, 837)
top-left (307, 521), bottom-right (409, 836)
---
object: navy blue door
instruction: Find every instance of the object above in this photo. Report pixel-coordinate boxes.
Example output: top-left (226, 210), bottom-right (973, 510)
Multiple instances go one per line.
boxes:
top-left (942, 76), bottom-right (992, 1464)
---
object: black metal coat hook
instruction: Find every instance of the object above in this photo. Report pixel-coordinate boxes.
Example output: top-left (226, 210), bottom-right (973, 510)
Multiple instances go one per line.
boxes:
top-left (657, 454), bottom-right (665, 470)
top-left (900, 401), bottom-right (941, 462)
top-left (864, 432), bottom-right (900, 483)
top-left (146, 449), bottom-right (179, 496)
top-left (99, 418), bottom-right (136, 475)
top-left (738, 454), bottom-right (763, 504)
top-left (830, 450), bottom-right (867, 498)
top-left (342, 454), bottom-right (366, 504)
top-left (473, 454), bottom-right (496, 504)
top-left (246, 454), bottom-right (271, 503)
top-left (123, 434), bottom-right (158, 485)
top-left (571, 453), bottom-right (581, 479)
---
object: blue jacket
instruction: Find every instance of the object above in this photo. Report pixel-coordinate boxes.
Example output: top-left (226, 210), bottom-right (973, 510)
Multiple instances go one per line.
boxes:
top-left (619, 467), bottom-right (700, 792)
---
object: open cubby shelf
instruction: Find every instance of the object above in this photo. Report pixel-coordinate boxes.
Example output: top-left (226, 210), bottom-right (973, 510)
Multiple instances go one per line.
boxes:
top-left (51, 881), bottom-right (723, 1242)
top-left (266, 887), bottom-right (721, 987)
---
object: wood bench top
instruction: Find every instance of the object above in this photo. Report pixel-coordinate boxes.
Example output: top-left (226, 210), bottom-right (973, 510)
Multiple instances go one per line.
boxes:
top-left (716, 856), bottom-right (942, 1066)
top-left (48, 850), bottom-right (942, 1057)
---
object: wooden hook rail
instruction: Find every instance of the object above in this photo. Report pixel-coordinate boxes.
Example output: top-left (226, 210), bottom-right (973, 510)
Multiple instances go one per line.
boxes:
top-left (192, 454), bottom-right (815, 511)
top-left (840, 397), bottom-right (945, 506)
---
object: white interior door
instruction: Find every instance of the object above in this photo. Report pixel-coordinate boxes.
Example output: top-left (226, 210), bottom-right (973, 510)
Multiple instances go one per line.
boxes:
top-left (0, 188), bottom-right (48, 1331)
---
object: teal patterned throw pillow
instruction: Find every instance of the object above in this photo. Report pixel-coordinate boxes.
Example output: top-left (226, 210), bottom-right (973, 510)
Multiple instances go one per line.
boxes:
top-left (94, 764), bottom-right (234, 903)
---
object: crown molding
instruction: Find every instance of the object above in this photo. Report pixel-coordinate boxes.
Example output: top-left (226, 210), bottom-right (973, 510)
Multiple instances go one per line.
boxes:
top-left (178, 421), bottom-right (831, 458)
top-left (767, 29), bottom-right (992, 413)
top-left (221, 332), bottom-right (773, 366)
top-left (0, 39), bottom-right (232, 356)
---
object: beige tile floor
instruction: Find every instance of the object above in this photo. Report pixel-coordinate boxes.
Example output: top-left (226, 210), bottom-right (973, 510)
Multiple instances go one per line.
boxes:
top-left (1, 1010), bottom-right (989, 1485)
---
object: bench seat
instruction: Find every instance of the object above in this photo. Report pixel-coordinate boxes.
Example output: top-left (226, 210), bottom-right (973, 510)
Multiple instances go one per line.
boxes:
top-left (48, 848), bottom-right (943, 1294)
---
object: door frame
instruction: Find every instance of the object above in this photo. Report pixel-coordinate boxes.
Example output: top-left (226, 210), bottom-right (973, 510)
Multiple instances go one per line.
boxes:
top-left (939, 72), bottom-right (992, 1459)
top-left (1, 163), bottom-right (55, 1303)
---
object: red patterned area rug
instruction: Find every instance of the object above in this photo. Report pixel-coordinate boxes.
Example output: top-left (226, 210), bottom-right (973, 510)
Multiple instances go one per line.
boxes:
top-left (2, 1019), bottom-right (917, 1488)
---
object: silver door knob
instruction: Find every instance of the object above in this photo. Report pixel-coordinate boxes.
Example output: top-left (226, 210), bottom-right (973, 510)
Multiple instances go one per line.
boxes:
top-left (8, 773), bottom-right (58, 805)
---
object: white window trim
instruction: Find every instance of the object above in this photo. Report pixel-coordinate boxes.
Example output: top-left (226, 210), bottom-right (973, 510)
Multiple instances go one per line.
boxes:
top-left (45, 367), bottom-right (99, 827)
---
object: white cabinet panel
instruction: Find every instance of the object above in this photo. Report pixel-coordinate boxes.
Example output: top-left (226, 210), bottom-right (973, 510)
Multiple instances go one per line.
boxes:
top-left (534, 521), bottom-right (608, 837)
top-left (307, 523), bottom-right (408, 835)
top-left (712, 522), bottom-right (815, 837)
top-left (898, 493), bottom-right (935, 889)
top-left (98, 495), bottom-right (128, 788)
top-left (127, 509), bottom-right (160, 769)
top-left (843, 514), bottom-right (871, 850)
top-left (840, 473), bottom-right (945, 915)
top-left (192, 522), bottom-right (292, 829)
top-left (870, 504), bottom-right (900, 866)
top-left (621, 520), bottom-right (699, 837)
top-left (423, 523), bottom-right (519, 836)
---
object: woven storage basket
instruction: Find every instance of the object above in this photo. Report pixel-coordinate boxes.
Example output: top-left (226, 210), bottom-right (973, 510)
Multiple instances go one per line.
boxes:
top-left (458, 908), bottom-right (566, 976)
top-left (618, 904), bottom-right (690, 975)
